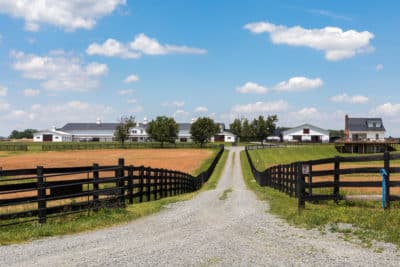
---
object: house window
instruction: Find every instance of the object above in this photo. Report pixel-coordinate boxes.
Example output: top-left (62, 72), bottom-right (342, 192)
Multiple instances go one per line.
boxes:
top-left (376, 134), bottom-right (379, 140)
top-left (373, 122), bottom-right (376, 128)
top-left (36, 136), bottom-right (40, 139)
top-left (132, 130), bottom-right (137, 134)
top-left (55, 136), bottom-right (59, 139)
top-left (303, 128), bottom-right (310, 134)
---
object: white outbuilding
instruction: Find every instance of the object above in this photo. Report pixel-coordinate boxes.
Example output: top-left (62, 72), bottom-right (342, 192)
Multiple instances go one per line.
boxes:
top-left (33, 128), bottom-right (72, 142)
top-left (282, 124), bottom-right (329, 143)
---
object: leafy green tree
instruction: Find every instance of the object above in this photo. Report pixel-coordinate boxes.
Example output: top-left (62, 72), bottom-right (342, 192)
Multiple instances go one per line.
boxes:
top-left (146, 116), bottom-right (179, 148)
top-left (190, 117), bottom-right (220, 147)
top-left (241, 119), bottom-right (254, 142)
top-left (229, 118), bottom-right (242, 143)
top-left (9, 129), bottom-right (37, 139)
top-left (114, 116), bottom-right (135, 146)
top-left (251, 115), bottom-right (278, 144)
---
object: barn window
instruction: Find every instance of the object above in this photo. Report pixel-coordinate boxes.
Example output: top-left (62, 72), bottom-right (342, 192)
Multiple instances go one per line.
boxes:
top-left (303, 128), bottom-right (310, 134)
top-left (55, 136), bottom-right (59, 139)
top-left (36, 136), bottom-right (40, 139)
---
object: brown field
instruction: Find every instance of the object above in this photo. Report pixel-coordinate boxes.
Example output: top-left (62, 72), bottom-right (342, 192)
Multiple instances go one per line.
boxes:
top-left (0, 149), bottom-right (213, 174)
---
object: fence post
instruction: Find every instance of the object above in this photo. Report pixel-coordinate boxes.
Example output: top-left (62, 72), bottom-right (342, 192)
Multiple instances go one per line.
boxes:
top-left (37, 166), bottom-right (46, 224)
top-left (139, 166), bottom-right (144, 202)
top-left (289, 164), bottom-right (293, 197)
top-left (161, 169), bottom-right (166, 198)
top-left (297, 163), bottom-right (305, 210)
top-left (128, 165), bottom-right (134, 204)
top-left (278, 165), bottom-right (282, 192)
top-left (146, 168), bottom-right (151, 201)
top-left (308, 163), bottom-right (313, 197)
top-left (384, 151), bottom-right (390, 209)
top-left (117, 158), bottom-right (125, 207)
top-left (93, 163), bottom-right (100, 212)
top-left (334, 156), bottom-right (340, 203)
top-left (154, 169), bottom-right (158, 200)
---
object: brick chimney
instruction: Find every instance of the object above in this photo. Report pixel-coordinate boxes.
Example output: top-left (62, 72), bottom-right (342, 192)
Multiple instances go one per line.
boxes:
top-left (344, 114), bottom-right (349, 141)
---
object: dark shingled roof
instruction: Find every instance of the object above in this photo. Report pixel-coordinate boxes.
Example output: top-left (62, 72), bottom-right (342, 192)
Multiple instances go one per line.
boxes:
top-left (348, 118), bottom-right (385, 132)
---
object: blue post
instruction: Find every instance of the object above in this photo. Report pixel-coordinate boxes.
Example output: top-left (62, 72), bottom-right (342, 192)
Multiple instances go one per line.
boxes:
top-left (380, 168), bottom-right (388, 209)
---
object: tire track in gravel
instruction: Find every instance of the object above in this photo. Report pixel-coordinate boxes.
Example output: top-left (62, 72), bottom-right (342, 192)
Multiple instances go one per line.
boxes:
top-left (0, 147), bottom-right (399, 266)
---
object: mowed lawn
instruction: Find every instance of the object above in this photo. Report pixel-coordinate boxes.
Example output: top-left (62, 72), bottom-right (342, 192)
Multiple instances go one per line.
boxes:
top-left (0, 149), bottom-right (216, 175)
top-left (248, 145), bottom-right (400, 195)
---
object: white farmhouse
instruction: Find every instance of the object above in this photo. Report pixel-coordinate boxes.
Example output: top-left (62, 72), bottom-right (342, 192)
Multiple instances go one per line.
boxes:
top-left (282, 124), bottom-right (329, 143)
top-left (344, 115), bottom-right (385, 141)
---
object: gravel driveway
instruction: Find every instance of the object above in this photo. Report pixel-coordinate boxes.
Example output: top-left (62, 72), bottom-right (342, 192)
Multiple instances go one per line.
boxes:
top-left (1, 147), bottom-right (399, 266)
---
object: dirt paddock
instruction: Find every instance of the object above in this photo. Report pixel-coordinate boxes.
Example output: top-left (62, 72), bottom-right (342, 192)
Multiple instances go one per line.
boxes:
top-left (0, 149), bottom-right (214, 174)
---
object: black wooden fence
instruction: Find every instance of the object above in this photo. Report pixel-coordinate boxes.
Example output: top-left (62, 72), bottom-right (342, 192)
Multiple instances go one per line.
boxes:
top-left (0, 144), bottom-right (28, 151)
top-left (245, 146), bottom-right (400, 209)
top-left (0, 146), bottom-right (224, 226)
top-left (42, 142), bottom-right (221, 151)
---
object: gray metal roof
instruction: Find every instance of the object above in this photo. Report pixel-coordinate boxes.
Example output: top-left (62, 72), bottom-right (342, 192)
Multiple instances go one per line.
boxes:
top-left (58, 123), bottom-right (120, 132)
top-left (58, 122), bottom-right (225, 133)
top-left (348, 118), bottom-right (385, 131)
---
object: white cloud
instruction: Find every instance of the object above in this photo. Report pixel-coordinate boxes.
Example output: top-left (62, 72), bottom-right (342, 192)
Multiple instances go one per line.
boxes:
top-left (162, 101), bottom-right (185, 108)
top-left (173, 109), bottom-right (190, 120)
top-left (232, 100), bottom-right (289, 114)
top-left (0, 0), bottom-right (126, 31)
top-left (236, 82), bottom-right (268, 94)
top-left (11, 50), bottom-right (108, 91)
top-left (244, 21), bottom-right (374, 61)
top-left (376, 64), bottom-right (384, 71)
top-left (330, 93), bottom-right (369, 104)
top-left (23, 88), bottom-right (40, 97)
top-left (305, 9), bottom-right (352, 21)
top-left (274, 77), bottom-right (323, 92)
top-left (87, 33), bottom-right (207, 59)
top-left (130, 33), bottom-right (207, 55)
top-left (371, 103), bottom-right (400, 117)
top-left (131, 106), bottom-right (144, 113)
top-left (118, 89), bottom-right (135, 95)
top-left (85, 62), bottom-right (108, 76)
top-left (86, 38), bottom-right (140, 59)
top-left (194, 106), bottom-right (208, 113)
top-left (127, 99), bottom-right (137, 104)
top-left (124, 74), bottom-right (139, 83)
top-left (0, 100), bottom-right (10, 111)
top-left (0, 86), bottom-right (7, 96)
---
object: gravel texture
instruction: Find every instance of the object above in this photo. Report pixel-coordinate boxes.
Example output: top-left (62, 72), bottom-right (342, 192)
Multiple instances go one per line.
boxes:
top-left (1, 147), bottom-right (399, 266)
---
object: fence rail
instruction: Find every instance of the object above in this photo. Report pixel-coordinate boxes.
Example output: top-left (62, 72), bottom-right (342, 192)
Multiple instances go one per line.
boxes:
top-left (245, 146), bottom-right (400, 209)
top-left (0, 144), bottom-right (28, 151)
top-left (41, 142), bottom-right (221, 151)
top-left (0, 145), bottom-right (224, 226)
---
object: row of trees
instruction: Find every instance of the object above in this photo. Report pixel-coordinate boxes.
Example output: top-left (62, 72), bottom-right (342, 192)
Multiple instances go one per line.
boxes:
top-left (9, 129), bottom-right (37, 139)
top-left (229, 115), bottom-right (278, 144)
top-left (115, 116), bottom-right (220, 147)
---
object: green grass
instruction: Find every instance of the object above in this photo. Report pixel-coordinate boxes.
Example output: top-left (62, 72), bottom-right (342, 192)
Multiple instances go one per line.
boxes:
top-left (241, 150), bottom-right (400, 248)
top-left (0, 149), bottom-right (229, 245)
top-left (219, 188), bottom-right (233, 200)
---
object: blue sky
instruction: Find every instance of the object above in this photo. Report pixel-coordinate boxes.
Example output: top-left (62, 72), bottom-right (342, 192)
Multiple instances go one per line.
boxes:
top-left (0, 0), bottom-right (399, 136)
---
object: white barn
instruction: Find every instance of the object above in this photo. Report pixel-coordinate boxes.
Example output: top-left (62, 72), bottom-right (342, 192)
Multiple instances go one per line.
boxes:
top-left (33, 129), bottom-right (72, 142)
top-left (282, 124), bottom-right (329, 143)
